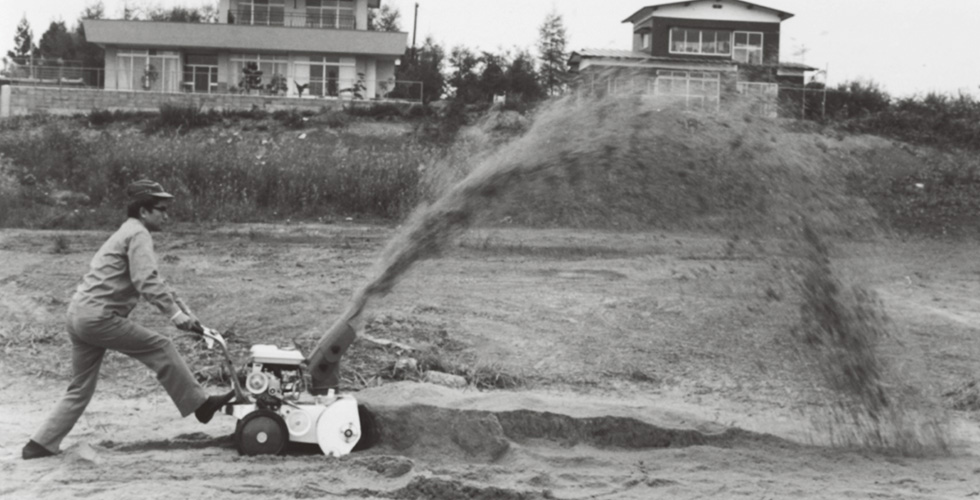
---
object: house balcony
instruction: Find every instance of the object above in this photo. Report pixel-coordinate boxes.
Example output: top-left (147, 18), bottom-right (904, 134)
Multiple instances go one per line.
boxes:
top-left (228, 8), bottom-right (358, 30)
top-left (83, 19), bottom-right (406, 56)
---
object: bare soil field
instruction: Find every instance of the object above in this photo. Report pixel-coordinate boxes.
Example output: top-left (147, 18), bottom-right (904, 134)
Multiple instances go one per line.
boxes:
top-left (1, 223), bottom-right (979, 499)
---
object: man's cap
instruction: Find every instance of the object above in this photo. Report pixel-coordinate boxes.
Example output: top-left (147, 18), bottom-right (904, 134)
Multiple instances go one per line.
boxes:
top-left (126, 179), bottom-right (173, 201)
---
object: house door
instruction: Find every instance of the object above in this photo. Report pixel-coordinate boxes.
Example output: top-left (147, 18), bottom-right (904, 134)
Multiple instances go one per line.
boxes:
top-left (183, 54), bottom-right (218, 93)
top-left (310, 65), bottom-right (340, 97)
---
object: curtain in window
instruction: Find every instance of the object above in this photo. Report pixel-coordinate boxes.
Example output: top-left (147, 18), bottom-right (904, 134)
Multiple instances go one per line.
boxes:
top-left (117, 56), bottom-right (133, 91)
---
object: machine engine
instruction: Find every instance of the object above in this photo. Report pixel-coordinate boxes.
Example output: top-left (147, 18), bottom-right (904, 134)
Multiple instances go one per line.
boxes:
top-left (243, 345), bottom-right (306, 410)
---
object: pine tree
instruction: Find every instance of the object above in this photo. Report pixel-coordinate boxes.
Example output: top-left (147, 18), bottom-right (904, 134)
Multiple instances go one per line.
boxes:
top-left (38, 21), bottom-right (76, 63)
top-left (537, 10), bottom-right (569, 97)
top-left (7, 16), bottom-right (36, 65)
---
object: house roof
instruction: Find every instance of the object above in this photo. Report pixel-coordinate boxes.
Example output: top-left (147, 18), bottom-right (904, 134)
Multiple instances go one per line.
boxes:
top-left (623, 0), bottom-right (794, 24)
top-left (570, 49), bottom-right (653, 61)
top-left (83, 19), bottom-right (407, 57)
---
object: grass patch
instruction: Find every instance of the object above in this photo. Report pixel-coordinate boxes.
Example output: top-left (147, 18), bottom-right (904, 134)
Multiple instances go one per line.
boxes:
top-left (0, 118), bottom-right (431, 228)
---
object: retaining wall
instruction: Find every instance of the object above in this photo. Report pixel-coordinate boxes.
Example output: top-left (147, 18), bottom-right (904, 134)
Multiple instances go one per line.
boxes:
top-left (2, 85), bottom-right (363, 116)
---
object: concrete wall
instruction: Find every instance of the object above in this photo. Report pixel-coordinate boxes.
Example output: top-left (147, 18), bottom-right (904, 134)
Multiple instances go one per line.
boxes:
top-left (4, 86), bottom-right (358, 116)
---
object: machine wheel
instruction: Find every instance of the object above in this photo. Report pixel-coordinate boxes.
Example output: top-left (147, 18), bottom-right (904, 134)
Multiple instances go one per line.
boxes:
top-left (235, 410), bottom-right (288, 456)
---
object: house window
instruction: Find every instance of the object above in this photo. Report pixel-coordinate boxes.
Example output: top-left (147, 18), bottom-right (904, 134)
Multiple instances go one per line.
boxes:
top-left (642, 33), bottom-right (651, 49)
top-left (238, 0), bottom-right (286, 26)
top-left (306, 0), bottom-right (355, 29)
top-left (117, 50), bottom-right (180, 92)
top-left (232, 54), bottom-right (289, 92)
top-left (733, 32), bottom-right (763, 64)
top-left (669, 28), bottom-right (731, 55)
top-left (654, 70), bottom-right (721, 111)
top-left (294, 56), bottom-right (356, 97)
top-left (183, 54), bottom-right (218, 93)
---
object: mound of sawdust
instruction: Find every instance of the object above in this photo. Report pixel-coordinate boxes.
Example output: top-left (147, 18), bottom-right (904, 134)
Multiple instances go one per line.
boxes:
top-left (944, 380), bottom-right (980, 411)
top-left (356, 382), bottom-right (790, 464)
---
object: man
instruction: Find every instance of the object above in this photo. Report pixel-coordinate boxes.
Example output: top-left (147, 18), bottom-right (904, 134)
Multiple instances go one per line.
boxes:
top-left (22, 180), bottom-right (234, 460)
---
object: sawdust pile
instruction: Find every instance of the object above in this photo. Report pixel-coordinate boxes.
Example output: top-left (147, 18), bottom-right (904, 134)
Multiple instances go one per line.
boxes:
top-left (330, 95), bottom-right (947, 454)
top-left (348, 96), bottom-right (873, 309)
top-left (789, 221), bottom-right (950, 455)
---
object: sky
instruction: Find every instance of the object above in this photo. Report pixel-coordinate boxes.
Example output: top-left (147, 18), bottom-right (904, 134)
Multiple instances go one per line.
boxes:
top-left (3, 0), bottom-right (979, 98)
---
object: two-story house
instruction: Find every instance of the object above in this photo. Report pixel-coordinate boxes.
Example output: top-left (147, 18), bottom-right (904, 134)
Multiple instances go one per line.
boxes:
top-left (82, 0), bottom-right (407, 99)
top-left (568, 0), bottom-right (815, 112)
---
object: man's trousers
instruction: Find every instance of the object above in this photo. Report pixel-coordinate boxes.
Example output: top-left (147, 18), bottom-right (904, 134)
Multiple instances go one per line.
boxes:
top-left (30, 305), bottom-right (209, 453)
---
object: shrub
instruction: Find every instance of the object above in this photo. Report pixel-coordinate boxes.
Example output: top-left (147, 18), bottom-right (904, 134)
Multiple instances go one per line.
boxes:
top-left (88, 108), bottom-right (115, 128)
top-left (345, 102), bottom-right (405, 119)
top-left (151, 103), bottom-right (216, 132)
top-left (221, 106), bottom-right (268, 121)
top-left (320, 110), bottom-right (350, 129)
top-left (824, 80), bottom-right (892, 120)
top-left (272, 109), bottom-right (307, 129)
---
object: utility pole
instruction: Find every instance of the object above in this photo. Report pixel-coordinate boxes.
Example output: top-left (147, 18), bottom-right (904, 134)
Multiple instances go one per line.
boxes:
top-left (412, 2), bottom-right (419, 63)
top-left (796, 44), bottom-right (809, 119)
top-left (822, 63), bottom-right (828, 120)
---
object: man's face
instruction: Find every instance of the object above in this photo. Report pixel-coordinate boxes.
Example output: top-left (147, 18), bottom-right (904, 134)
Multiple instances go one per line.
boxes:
top-left (141, 200), bottom-right (170, 232)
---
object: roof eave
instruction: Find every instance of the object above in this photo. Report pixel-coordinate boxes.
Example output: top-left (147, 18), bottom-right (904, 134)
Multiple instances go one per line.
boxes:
top-left (623, 1), bottom-right (794, 24)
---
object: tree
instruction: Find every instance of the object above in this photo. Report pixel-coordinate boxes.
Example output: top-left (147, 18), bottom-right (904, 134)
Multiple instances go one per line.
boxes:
top-left (505, 49), bottom-right (544, 102)
top-left (37, 21), bottom-right (76, 63)
top-left (368, 4), bottom-right (401, 32)
top-left (122, 2), bottom-right (142, 20)
top-left (75, 2), bottom-right (106, 70)
top-left (395, 36), bottom-right (445, 104)
top-left (147, 6), bottom-right (216, 23)
top-left (537, 10), bottom-right (569, 97)
top-left (479, 51), bottom-right (508, 101)
top-left (447, 45), bottom-right (481, 103)
top-left (7, 16), bottom-right (36, 65)
top-left (80, 1), bottom-right (105, 22)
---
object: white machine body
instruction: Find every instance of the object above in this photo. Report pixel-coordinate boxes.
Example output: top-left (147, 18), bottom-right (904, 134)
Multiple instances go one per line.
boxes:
top-left (228, 344), bottom-right (361, 457)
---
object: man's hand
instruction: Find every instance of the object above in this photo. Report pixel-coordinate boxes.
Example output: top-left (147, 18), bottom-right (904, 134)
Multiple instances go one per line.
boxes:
top-left (171, 311), bottom-right (197, 331)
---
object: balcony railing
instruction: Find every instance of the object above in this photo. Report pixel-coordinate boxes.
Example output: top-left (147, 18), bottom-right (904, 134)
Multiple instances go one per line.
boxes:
top-left (229, 7), bottom-right (357, 30)
top-left (0, 62), bottom-right (105, 88)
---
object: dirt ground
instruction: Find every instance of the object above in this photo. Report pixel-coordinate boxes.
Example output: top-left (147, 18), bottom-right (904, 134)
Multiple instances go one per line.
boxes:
top-left (1, 223), bottom-right (979, 499)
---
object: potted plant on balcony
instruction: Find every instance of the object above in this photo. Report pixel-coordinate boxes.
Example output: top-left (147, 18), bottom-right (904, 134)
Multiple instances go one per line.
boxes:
top-left (340, 72), bottom-right (367, 100)
top-left (141, 64), bottom-right (159, 91)
top-left (267, 73), bottom-right (288, 96)
top-left (239, 62), bottom-right (263, 94)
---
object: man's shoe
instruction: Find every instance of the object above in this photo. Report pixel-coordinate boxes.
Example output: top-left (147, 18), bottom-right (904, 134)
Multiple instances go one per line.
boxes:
top-left (22, 440), bottom-right (55, 460)
top-left (195, 390), bottom-right (236, 424)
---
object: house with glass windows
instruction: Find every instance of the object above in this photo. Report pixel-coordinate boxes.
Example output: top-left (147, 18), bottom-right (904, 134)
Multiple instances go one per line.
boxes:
top-left (568, 0), bottom-right (815, 113)
top-left (82, 0), bottom-right (408, 100)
